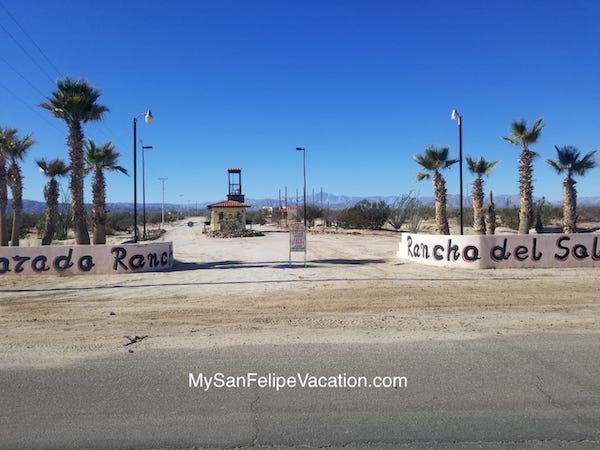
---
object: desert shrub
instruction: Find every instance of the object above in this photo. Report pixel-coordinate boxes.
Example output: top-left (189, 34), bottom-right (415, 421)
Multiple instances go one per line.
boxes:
top-left (388, 193), bottom-right (420, 231)
top-left (498, 201), bottom-right (520, 230)
top-left (18, 213), bottom-right (43, 238)
top-left (298, 204), bottom-right (324, 227)
top-left (578, 206), bottom-right (600, 222)
top-left (338, 200), bottom-right (390, 230)
top-left (106, 212), bottom-right (133, 233)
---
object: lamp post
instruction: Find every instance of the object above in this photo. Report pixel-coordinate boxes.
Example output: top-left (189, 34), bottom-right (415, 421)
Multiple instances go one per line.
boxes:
top-left (132, 109), bottom-right (153, 242)
top-left (451, 109), bottom-right (464, 235)
top-left (141, 143), bottom-right (153, 240)
top-left (295, 147), bottom-right (307, 230)
top-left (158, 177), bottom-right (167, 230)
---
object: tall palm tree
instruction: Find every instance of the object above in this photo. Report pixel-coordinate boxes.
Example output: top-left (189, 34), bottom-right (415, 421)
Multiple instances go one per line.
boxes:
top-left (415, 146), bottom-right (458, 235)
top-left (37, 158), bottom-right (70, 245)
top-left (466, 156), bottom-right (499, 235)
top-left (502, 117), bottom-right (544, 234)
top-left (85, 140), bottom-right (128, 244)
top-left (546, 145), bottom-right (597, 234)
top-left (6, 132), bottom-right (35, 246)
top-left (0, 127), bottom-right (18, 246)
top-left (40, 78), bottom-right (109, 245)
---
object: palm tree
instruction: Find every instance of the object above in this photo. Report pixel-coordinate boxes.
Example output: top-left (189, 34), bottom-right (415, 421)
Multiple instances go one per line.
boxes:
top-left (40, 78), bottom-right (109, 245)
top-left (6, 132), bottom-right (35, 246)
top-left (0, 127), bottom-right (18, 246)
top-left (37, 158), bottom-right (70, 245)
top-left (415, 146), bottom-right (458, 235)
top-left (546, 145), bottom-right (597, 234)
top-left (466, 156), bottom-right (499, 235)
top-left (85, 140), bottom-right (128, 244)
top-left (485, 192), bottom-right (496, 235)
top-left (502, 118), bottom-right (544, 234)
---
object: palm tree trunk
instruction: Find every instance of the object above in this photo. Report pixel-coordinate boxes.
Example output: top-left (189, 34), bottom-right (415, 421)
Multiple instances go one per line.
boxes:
top-left (563, 176), bottom-right (577, 234)
top-left (8, 164), bottom-right (22, 247)
top-left (485, 192), bottom-right (496, 235)
top-left (434, 171), bottom-right (450, 235)
top-left (68, 121), bottom-right (90, 245)
top-left (472, 177), bottom-right (485, 235)
top-left (518, 148), bottom-right (534, 234)
top-left (0, 156), bottom-right (7, 246)
top-left (41, 179), bottom-right (59, 245)
top-left (92, 168), bottom-right (106, 244)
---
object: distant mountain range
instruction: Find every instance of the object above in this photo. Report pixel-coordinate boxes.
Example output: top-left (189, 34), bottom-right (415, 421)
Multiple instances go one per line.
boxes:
top-left (12, 193), bottom-right (600, 214)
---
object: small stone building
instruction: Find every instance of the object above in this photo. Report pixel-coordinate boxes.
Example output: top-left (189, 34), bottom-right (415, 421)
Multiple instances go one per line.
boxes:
top-left (208, 168), bottom-right (251, 232)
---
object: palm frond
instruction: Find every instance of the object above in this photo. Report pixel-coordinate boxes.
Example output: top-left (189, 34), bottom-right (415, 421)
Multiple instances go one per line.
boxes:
top-left (545, 158), bottom-right (564, 174)
top-left (41, 78), bottom-right (109, 123)
top-left (503, 118), bottom-right (544, 149)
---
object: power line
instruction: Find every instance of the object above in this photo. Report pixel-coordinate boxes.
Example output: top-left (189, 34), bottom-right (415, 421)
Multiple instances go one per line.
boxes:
top-left (0, 0), bottom-right (63, 77)
top-left (0, 54), bottom-right (48, 98)
top-left (0, 18), bottom-right (55, 84)
top-left (0, 79), bottom-right (62, 133)
top-left (0, 1), bottom-right (127, 150)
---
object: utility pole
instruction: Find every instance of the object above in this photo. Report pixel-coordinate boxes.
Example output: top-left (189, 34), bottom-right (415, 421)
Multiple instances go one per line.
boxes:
top-left (158, 177), bottom-right (167, 230)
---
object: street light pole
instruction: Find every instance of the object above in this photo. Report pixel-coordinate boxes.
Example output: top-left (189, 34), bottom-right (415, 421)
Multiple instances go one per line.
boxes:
top-left (132, 109), bottom-right (153, 242)
top-left (141, 144), bottom-right (153, 240)
top-left (158, 177), bottom-right (167, 230)
top-left (295, 147), bottom-right (307, 230)
top-left (451, 109), bottom-right (464, 235)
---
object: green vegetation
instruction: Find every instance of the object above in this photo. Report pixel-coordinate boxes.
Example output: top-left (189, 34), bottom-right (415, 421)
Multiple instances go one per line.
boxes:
top-left (415, 146), bottom-right (458, 235)
top-left (85, 140), bottom-right (128, 244)
top-left (502, 118), bottom-right (544, 234)
top-left (337, 200), bottom-right (390, 230)
top-left (41, 78), bottom-right (109, 244)
top-left (546, 146), bottom-right (597, 233)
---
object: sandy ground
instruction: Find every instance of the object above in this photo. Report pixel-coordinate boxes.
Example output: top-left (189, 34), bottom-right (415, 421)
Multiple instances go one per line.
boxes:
top-left (1, 218), bottom-right (599, 368)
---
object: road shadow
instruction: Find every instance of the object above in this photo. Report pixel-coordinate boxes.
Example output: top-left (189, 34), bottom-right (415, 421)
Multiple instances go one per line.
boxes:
top-left (172, 258), bottom-right (386, 272)
top-left (312, 258), bottom-right (386, 265)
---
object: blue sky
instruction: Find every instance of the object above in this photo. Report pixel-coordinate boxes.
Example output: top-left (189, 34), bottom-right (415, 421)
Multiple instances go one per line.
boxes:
top-left (1, 0), bottom-right (599, 207)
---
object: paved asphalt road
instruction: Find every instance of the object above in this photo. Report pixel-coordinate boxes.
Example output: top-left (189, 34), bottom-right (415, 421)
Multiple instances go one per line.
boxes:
top-left (2, 333), bottom-right (600, 449)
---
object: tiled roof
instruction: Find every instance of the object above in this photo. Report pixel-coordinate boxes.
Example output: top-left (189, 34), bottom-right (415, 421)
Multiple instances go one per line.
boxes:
top-left (208, 200), bottom-right (251, 208)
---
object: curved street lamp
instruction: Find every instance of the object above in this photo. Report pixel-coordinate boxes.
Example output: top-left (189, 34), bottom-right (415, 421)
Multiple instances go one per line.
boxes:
top-left (133, 109), bottom-right (153, 242)
top-left (451, 109), bottom-right (464, 235)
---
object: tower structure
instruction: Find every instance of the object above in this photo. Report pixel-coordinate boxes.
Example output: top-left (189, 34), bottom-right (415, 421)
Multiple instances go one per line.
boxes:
top-left (227, 168), bottom-right (244, 202)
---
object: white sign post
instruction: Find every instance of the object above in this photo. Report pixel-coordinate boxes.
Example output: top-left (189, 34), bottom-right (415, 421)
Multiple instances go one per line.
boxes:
top-left (289, 223), bottom-right (307, 266)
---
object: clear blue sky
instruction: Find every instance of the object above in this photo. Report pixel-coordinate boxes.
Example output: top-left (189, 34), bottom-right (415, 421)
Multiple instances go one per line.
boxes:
top-left (1, 0), bottom-right (599, 206)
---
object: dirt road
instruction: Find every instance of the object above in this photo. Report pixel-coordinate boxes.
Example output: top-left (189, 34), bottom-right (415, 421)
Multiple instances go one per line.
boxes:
top-left (1, 221), bottom-right (599, 367)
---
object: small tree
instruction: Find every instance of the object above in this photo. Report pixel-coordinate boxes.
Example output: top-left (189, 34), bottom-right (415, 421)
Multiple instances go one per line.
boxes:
top-left (546, 145), bottom-right (597, 233)
top-left (56, 187), bottom-right (72, 240)
top-left (6, 131), bottom-right (35, 246)
top-left (85, 140), bottom-right (127, 244)
top-left (485, 192), bottom-right (496, 235)
top-left (388, 192), bottom-right (422, 231)
top-left (37, 158), bottom-right (70, 245)
top-left (414, 146), bottom-right (458, 235)
top-left (338, 200), bottom-right (390, 230)
top-left (0, 127), bottom-right (18, 246)
top-left (466, 157), bottom-right (498, 235)
top-left (298, 204), bottom-right (324, 228)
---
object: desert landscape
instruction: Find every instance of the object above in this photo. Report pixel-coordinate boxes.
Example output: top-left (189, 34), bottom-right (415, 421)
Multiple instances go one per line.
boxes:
top-left (1, 218), bottom-right (599, 369)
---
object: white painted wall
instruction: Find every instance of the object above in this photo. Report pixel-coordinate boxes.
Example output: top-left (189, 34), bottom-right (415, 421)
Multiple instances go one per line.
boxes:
top-left (398, 233), bottom-right (600, 269)
top-left (0, 242), bottom-right (174, 275)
